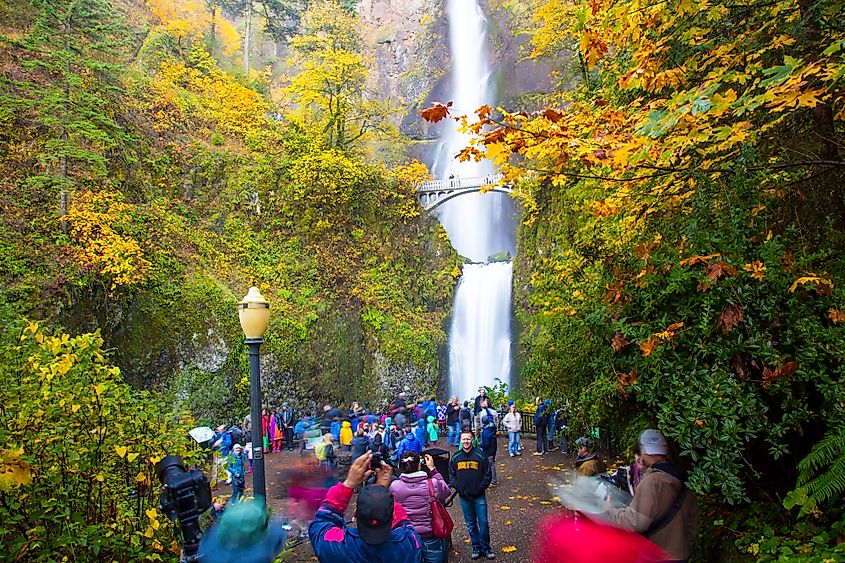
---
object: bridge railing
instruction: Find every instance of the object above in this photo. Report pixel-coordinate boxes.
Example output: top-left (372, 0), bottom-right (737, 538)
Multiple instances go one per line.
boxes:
top-left (417, 174), bottom-right (504, 192)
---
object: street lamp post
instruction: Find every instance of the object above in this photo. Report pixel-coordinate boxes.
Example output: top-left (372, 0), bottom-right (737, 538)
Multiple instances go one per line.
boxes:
top-left (238, 286), bottom-right (270, 502)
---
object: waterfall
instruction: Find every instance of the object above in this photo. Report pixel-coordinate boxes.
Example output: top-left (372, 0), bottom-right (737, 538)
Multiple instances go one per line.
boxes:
top-left (433, 0), bottom-right (518, 402)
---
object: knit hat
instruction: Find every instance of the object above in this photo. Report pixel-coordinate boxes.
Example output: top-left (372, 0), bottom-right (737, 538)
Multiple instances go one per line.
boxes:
top-left (216, 498), bottom-right (270, 547)
top-left (639, 429), bottom-right (668, 455)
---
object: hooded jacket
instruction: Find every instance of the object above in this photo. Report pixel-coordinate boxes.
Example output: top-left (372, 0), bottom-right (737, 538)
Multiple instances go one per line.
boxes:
top-left (481, 420), bottom-right (497, 459)
top-left (414, 420), bottom-right (428, 447)
top-left (350, 435), bottom-right (369, 460)
top-left (389, 470), bottom-right (451, 539)
top-left (604, 463), bottom-right (700, 560)
top-left (340, 421), bottom-right (353, 446)
top-left (309, 482), bottom-right (422, 563)
top-left (426, 416), bottom-right (439, 443)
top-left (449, 447), bottom-right (491, 500)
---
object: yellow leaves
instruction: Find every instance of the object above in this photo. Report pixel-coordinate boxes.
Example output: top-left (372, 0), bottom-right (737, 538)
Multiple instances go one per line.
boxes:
top-left (639, 322), bottom-right (684, 357)
top-left (579, 29), bottom-right (609, 69)
top-left (744, 261), bottom-right (767, 280)
top-left (679, 253), bottom-right (720, 266)
top-left (499, 505), bottom-right (511, 510)
top-left (0, 448), bottom-right (33, 490)
top-left (502, 546), bottom-right (518, 553)
top-left (789, 274), bottom-right (833, 295)
top-left (115, 446), bottom-right (128, 459)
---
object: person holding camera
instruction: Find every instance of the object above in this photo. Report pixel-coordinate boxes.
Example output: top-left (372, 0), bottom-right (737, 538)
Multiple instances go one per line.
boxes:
top-left (390, 452), bottom-right (451, 563)
top-left (226, 444), bottom-right (247, 504)
top-left (309, 451), bottom-right (422, 562)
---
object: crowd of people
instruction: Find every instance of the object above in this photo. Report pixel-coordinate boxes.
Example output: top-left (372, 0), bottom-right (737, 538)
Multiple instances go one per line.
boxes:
top-left (201, 391), bottom-right (699, 563)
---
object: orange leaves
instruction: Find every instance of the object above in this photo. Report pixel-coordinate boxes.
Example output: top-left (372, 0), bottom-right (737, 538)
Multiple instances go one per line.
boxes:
top-left (717, 304), bottom-right (744, 334)
top-left (420, 101), bottom-right (453, 123)
top-left (611, 331), bottom-right (630, 352)
top-left (762, 360), bottom-right (797, 387)
top-left (829, 309), bottom-right (845, 323)
top-left (639, 322), bottom-right (684, 357)
top-left (678, 253), bottom-right (738, 291)
top-left (542, 108), bottom-right (564, 123)
top-left (706, 261), bottom-right (738, 283)
top-left (679, 253), bottom-right (720, 266)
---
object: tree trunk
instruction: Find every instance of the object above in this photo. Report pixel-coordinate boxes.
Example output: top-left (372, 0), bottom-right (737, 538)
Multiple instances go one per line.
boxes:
top-left (243, 0), bottom-right (252, 75)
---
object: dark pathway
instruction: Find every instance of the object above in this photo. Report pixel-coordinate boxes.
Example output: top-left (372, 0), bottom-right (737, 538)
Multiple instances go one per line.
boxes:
top-left (212, 437), bottom-right (588, 562)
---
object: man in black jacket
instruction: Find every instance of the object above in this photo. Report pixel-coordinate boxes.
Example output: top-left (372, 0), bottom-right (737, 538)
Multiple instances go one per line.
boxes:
top-left (446, 395), bottom-right (461, 446)
top-left (449, 431), bottom-right (494, 560)
top-left (280, 403), bottom-right (295, 451)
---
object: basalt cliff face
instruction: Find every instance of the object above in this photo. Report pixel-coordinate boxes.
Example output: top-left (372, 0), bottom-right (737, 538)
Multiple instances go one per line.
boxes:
top-left (357, 0), bottom-right (554, 143)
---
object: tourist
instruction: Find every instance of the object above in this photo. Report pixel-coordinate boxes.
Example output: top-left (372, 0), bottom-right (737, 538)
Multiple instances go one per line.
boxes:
top-left (309, 452), bottom-right (422, 563)
top-left (533, 400), bottom-right (549, 456)
top-left (436, 401), bottom-right (448, 437)
top-left (271, 408), bottom-right (283, 453)
top-left (460, 401), bottom-right (473, 434)
top-left (199, 498), bottom-right (287, 562)
top-left (226, 444), bottom-right (247, 504)
top-left (473, 388), bottom-right (487, 417)
top-left (390, 452), bottom-right (451, 563)
top-left (262, 409), bottom-right (272, 453)
top-left (574, 438), bottom-right (606, 476)
top-left (320, 405), bottom-right (333, 436)
top-left (426, 415), bottom-right (439, 446)
top-left (396, 428), bottom-right (422, 460)
top-left (475, 398), bottom-right (497, 435)
top-left (553, 408), bottom-right (569, 454)
top-left (502, 402), bottom-right (522, 457)
top-left (415, 418), bottom-right (429, 448)
top-left (449, 431), bottom-right (494, 560)
top-left (599, 429), bottom-right (699, 561)
top-left (369, 432), bottom-right (390, 461)
top-left (480, 416), bottom-right (498, 486)
top-left (350, 428), bottom-right (369, 461)
top-left (340, 420), bottom-right (354, 452)
top-left (280, 402), bottom-right (295, 451)
top-left (315, 434), bottom-right (337, 471)
top-left (446, 396), bottom-right (461, 446)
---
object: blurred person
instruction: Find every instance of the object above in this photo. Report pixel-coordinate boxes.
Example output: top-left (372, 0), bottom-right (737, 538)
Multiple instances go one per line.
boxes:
top-left (459, 401), bottom-right (473, 434)
top-left (473, 388), bottom-right (487, 417)
top-left (600, 429), bottom-right (699, 562)
top-left (390, 452), bottom-right (451, 563)
top-left (415, 418), bottom-right (429, 448)
top-left (436, 401), bottom-right (448, 436)
top-left (574, 438), bottom-right (606, 476)
top-left (450, 431), bottom-right (494, 560)
top-left (533, 400), bottom-right (549, 456)
top-left (396, 428), bottom-right (422, 461)
top-left (369, 432), bottom-right (390, 461)
top-left (269, 408), bottom-right (280, 453)
top-left (350, 427), bottom-right (370, 461)
top-left (502, 402), bottom-right (522, 457)
top-left (309, 452), bottom-right (422, 562)
top-left (198, 497), bottom-right (286, 562)
top-left (340, 420), bottom-right (354, 452)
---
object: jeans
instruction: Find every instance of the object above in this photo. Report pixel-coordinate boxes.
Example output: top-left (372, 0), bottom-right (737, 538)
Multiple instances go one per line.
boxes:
top-left (508, 432), bottom-right (521, 455)
top-left (536, 424), bottom-right (548, 453)
top-left (488, 456), bottom-right (497, 484)
top-left (422, 537), bottom-right (446, 563)
top-left (459, 495), bottom-right (491, 554)
top-left (231, 480), bottom-right (244, 504)
top-left (448, 421), bottom-right (461, 446)
top-left (284, 427), bottom-right (294, 450)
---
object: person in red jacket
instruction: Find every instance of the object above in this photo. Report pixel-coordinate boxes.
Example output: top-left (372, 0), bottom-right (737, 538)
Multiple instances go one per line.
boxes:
top-left (308, 452), bottom-right (422, 563)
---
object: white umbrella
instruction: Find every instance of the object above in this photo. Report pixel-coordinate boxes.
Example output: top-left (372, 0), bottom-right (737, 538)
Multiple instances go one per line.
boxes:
top-left (189, 426), bottom-right (216, 444)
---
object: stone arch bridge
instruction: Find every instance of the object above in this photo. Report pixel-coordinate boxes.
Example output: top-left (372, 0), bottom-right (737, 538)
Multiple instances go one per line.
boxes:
top-left (416, 174), bottom-right (512, 211)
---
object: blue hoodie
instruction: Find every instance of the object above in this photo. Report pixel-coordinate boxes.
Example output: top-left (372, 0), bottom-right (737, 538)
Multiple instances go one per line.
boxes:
top-left (414, 419), bottom-right (428, 447)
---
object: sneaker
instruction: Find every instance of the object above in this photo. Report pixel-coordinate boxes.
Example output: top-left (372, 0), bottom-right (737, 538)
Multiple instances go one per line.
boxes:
top-left (509, 453), bottom-right (515, 457)
top-left (549, 446), bottom-right (559, 451)
top-left (471, 551), bottom-right (482, 560)
top-left (533, 452), bottom-right (543, 456)
top-left (486, 552), bottom-right (496, 560)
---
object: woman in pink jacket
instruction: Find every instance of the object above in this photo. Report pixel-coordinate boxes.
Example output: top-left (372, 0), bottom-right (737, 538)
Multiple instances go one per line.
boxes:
top-left (389, 451), bottom-right (451, 563)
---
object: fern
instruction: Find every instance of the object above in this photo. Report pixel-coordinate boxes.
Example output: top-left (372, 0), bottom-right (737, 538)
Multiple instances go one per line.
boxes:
top-left (786, 427), bottom-right (845, 513)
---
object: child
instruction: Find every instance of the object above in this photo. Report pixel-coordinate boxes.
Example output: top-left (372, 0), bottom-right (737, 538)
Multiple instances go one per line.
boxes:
top-left (426, 415), bottom-right (439, 445)
top-left (436, 402), bottom-right (448, 435)
top-left (226, 444), bottom-right (247, 504)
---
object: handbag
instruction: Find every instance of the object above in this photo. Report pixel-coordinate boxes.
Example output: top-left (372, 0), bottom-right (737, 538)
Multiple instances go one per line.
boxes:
top-left (427, 478), bottom-right (454, 539)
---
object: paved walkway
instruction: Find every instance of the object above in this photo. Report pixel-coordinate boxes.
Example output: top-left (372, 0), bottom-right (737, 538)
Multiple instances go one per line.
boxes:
top-left (213, 437), bottom-right (585, 562)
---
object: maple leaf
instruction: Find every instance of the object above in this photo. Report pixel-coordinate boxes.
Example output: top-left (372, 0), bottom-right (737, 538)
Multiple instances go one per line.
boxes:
top-left (611, 331), bottom-right (630, 352)
top-left (542, 108), bottom-right (563, 123)
top-left (743, 261), bottom-right (766, 280)
top-left (828, 309), bottom-right (845, 323)
top-left (717, 304), bottom-right (744, 333)
top-left (420, 101), bottom-right (453, 123)
top-left (502, 546), bottom-right (518, 553)
top-left (639, 335), bottom-right (658, 357)
top-left (706, 261), bottom-right (738, 283)
top-left (477, 105), bottom-right (493, 120)
top-left (762, 360), bottom-right (798, 386)
top-left (679, 253), bottom-right (720, 267)
top-left (617, 369), bottom-right (638, 389)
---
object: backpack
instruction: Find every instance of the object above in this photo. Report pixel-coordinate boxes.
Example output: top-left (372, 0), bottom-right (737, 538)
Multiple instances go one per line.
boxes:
top-left (227, 426), bottom-right (245, 444)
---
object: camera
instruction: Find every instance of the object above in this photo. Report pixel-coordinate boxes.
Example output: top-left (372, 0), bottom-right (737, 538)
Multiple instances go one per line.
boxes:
top-left (156, 455), bottom-right (212, 561)
top-left (370, 452), bottom-right (383, 471)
